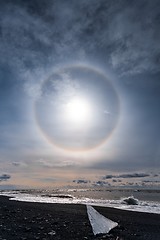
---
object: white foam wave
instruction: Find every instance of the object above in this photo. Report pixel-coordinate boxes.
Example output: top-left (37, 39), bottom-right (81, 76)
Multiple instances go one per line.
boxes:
top-left (0, 191), bottom-right (160, 214)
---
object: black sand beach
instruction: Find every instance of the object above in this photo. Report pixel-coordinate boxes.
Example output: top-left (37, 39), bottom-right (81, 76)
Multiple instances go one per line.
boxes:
top-left (0, 196), bottom-right (160, 240)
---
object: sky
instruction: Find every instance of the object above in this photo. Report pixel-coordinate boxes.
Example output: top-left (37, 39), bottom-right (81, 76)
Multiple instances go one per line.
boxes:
top-left (0, 0), bottom-right (160, 189)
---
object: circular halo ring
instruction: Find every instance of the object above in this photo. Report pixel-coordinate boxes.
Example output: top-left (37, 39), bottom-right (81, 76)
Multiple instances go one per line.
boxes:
top-left (34, 64), bottom-right (120, 152)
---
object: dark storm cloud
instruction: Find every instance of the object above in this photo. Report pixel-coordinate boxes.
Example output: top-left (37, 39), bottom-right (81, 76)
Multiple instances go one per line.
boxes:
top-left (0, 0), bottom-right (159, 84)
top-left (73, 179), bottom-right (90, 184)
top-left (103, 173), bottom-right (150, 179)
top-left (112, 179), bottom-right (122, 183)
top-left (0, 174), bottom-right (11, 181)
top-left (142, 180), bottom-right (160, 183)
top-left (93, 181), bottom-right (110, 186)
top-left (118, 173), bottom-right (150, 178)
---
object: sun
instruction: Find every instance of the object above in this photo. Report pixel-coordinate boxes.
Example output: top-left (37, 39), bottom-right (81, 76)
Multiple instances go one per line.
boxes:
top-left (65, 97), bottom-right (91, 124)
top-left (35, 65), bottom-right (119, 151)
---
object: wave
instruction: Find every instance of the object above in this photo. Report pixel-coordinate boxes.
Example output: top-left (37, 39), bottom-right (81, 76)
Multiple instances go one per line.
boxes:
top-left (0, 191), bottom-right (160, 214)
top-left (41, 194), bottom-right (73, 199)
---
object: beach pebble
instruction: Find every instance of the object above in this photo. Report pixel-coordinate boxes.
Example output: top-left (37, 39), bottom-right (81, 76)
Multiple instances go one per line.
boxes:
top-left (38, 226), bottom-right (44, 230)
top-left (48, 230), bottom-right (56, 235)
top-left (53, 221), bottom-right (58, 225)
top-left (24, 227), bottom-right (31, 232)
top-left (116, 225), bottom-right (125, 231)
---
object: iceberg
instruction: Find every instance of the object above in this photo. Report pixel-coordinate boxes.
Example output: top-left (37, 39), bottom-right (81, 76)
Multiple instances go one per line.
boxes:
top-left (121, 196), bottom-right (139, 205)
top-left (86, 205), bottom-right (118, 235)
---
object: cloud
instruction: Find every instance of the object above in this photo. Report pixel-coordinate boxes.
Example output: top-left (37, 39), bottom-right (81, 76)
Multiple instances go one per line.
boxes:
top-left (12, 162), bottom-right (21, 167)
top-left (0, 0), bottom-right (159, 93)
top-left (119, 173), bottom-right (150, 178)
top-left (0, 3), bottom-right (50, 71)
top-left (142, 180), bottom-right (160, 183)
top-left (0, 174), bottom-right (11, 181)
top-left (103, 172), bottom-right (150, 179)
top-left (0, 1), bottom-right (84, 80)
top-left (112, 179), bottom-right (122, 183)
top-left (153, 174), bottom-right (159, 177)
top-left (93, 181), bottom-right (110, 186)
top-left (103, 174), bottom-right (113, 179)
top-left (38, 158), bottom-right (76, 168)
top-left (73, 179), bottom-right (90, 184)
top-left (12, 162), bottom-right (27, 167)
top-left (42, 71), bottom-right (80, 106)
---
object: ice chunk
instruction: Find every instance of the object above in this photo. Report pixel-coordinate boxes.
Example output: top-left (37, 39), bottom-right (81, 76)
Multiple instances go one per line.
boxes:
top-left (86, 205), bottom-right (118, 235)
top-left (121, 196), bottom-right (139, 205)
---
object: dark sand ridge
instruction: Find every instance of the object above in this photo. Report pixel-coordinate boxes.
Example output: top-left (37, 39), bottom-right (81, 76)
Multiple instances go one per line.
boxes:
top-left (0, 196), bottom-right (160, 240)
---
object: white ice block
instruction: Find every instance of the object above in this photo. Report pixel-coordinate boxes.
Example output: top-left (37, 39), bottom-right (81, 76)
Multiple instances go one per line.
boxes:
top-left (87, 205), bottom-right (118, 235)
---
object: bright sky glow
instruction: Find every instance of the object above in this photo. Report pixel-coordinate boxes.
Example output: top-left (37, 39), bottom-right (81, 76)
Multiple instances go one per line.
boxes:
top-left (65, 97), bottom-right (92, 125)
top-left (35, 66), bottom-right (119, 151)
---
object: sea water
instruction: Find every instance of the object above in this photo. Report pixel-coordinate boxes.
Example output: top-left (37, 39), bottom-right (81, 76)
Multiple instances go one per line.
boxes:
top-left (0, 188), bottom-right (160, 214)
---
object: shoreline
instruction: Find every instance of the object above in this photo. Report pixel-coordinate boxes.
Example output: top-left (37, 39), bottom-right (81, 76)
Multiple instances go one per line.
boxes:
top-left (0, 196), bottom-right (160, 240)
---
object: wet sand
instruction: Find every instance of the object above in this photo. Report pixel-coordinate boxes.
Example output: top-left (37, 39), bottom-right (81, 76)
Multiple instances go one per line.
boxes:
top-left (0, 196), bottom-right (160, 240)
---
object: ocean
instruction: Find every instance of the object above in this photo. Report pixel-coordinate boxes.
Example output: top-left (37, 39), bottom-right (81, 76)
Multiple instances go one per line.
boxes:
top-left (0, 187), bottom-right (160, 214)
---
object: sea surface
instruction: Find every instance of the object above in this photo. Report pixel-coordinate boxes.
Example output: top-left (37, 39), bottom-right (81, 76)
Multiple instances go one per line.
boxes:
top-left (0, 187), bottom-right (160, 214)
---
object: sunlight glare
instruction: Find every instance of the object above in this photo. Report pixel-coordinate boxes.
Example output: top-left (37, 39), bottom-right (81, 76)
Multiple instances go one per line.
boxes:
top-left (65, 97), bottom-right (91, 124)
